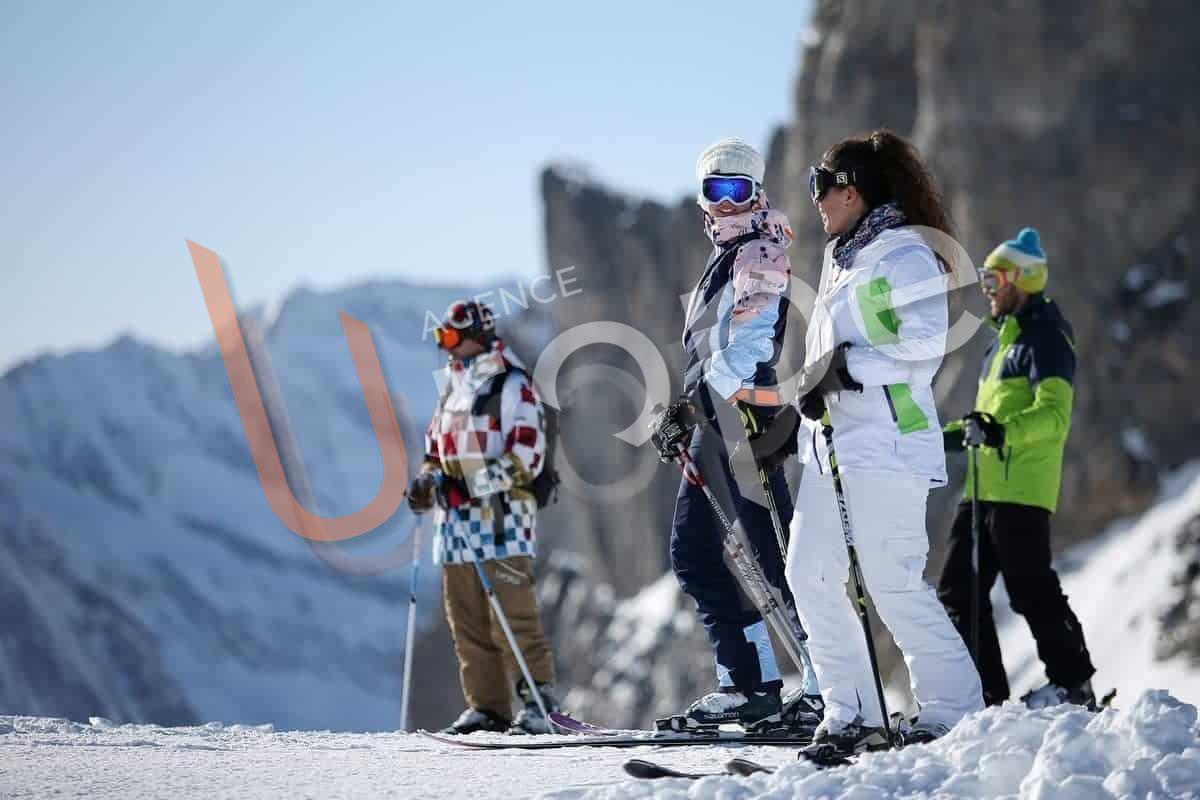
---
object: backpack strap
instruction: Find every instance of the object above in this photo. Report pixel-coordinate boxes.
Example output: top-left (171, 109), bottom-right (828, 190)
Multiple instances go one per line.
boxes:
top-left (472, 362), bottom-right (528, 420)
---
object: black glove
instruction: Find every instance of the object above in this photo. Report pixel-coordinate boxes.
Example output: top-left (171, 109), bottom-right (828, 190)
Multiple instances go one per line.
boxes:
top-left (797, 343), bottom-right (861, 421)
top-left (649, 396), bottom-right (704, 462)
top-left (820, 342), bottom-right (864, 394)
top-left (798, 390), bottom-right (826, 422)
top-left (962, 411), bottom-right (1005, 448)
top-left (943, 427), bottom-right (967, 452)
top-left (407, 469), bottom-right (442, 513)
top-left (743, 404), bottom-right (801, 471)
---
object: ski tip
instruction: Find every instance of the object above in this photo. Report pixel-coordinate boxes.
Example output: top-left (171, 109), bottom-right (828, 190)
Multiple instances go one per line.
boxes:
top-left (622, 758), bottom-right (701, 780)
top-left (622, 759), bottom-right (659, 779)
top-left (548, 711), bottom-right (612, 735)
top-left (1100, 688), bottom-right (1117, 708)
top-left (725, 757), bottom-right (774, 776)
top-left (547, 711), bottom-right (576, 733)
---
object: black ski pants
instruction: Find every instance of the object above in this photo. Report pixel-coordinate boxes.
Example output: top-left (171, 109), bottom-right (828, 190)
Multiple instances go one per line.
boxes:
top-left (670, 412), bottom-right (795, 695)
top-left (937, 500), bottom-right (1095, 705)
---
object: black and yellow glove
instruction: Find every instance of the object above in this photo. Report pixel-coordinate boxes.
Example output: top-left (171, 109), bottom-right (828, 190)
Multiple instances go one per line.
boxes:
top-left (740, 403), bottom-right (801, 471)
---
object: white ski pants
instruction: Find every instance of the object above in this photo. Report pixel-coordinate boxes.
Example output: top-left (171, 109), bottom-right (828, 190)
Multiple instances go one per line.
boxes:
top-left (786, 466), bottom-right (983, 728)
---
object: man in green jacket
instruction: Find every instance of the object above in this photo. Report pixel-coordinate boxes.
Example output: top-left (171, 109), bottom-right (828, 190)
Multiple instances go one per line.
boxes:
top-left (938, 228), bottom-right (1096, 709)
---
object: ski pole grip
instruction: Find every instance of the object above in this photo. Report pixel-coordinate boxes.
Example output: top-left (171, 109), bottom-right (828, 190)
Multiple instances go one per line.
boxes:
top-left (675, 444), bottom-right (704, 487)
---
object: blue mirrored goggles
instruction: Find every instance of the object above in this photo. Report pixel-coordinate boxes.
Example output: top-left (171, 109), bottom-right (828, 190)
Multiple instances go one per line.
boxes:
top-left (700, 174), bottom-right (759, 205)
top-left (809, 165), bottom-right (854, 204)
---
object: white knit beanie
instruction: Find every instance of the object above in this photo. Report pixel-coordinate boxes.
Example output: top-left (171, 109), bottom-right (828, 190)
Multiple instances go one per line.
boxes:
top-left (695, 137), bottom-right (766, 183)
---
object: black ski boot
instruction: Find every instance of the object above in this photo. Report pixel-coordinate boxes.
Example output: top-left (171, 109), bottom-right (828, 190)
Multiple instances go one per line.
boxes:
top-left (510, 679), bottom-right (561, 735)
top-left (781, 687), bottom-right (825, 734)
top-left (799, 715), bottom-right (890, 765)
top-left (670, 687), bottom-right (783, 731)
top-left (440, 708), bottom-right (511, 735)
top-left (901, 719), bottom-right (950, 746)
top-left (1022, 679), bottom-right (1096, 711)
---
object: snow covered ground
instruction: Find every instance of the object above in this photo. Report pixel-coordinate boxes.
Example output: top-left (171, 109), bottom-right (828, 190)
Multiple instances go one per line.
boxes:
top-left (8, 464), bottom-right (1200, 797)
top-left (0, 715), bottom-right (785, 799)
top-left (3, 691), bottom-right (1200, 799)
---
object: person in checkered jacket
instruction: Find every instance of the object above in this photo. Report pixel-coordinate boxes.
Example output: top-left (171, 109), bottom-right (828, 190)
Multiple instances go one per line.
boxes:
top-left (407, 300), bottom-right (560, 735)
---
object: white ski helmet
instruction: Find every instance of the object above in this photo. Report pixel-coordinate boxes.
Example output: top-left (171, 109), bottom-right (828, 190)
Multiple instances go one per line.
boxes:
top-left (695, 137), bottom-right (766, 183)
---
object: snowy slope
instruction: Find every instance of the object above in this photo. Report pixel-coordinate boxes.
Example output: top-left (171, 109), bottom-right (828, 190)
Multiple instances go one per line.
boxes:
top-left (3, 691), bottom-right (1199, 799)
top-left (0, 278), bottom-right (543, 731)
top-left (999, 463), bottom-right (1200, 708)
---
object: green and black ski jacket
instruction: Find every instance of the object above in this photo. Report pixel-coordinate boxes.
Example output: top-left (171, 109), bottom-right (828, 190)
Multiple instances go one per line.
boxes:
top-left (946, 294), bottom-right (1075, 512)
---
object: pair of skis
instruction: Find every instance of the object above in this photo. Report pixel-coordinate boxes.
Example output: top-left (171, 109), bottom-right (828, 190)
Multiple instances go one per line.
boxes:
top-left (622, 740), bottom-right (867, 780)
top-left (624, 756), bottom-right (774, 780)
top-left (418, 710), bottom-right (813, 750)
top-left (620, 689), bottom-right (1120, 781)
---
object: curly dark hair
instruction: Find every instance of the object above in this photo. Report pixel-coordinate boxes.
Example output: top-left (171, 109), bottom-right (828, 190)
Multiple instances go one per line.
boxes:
top-left (822, 129), bottom-right (953, 236)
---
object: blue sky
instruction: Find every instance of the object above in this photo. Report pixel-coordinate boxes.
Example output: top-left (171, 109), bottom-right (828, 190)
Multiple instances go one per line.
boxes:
top-left (1, 1), bottom-right (810, 372)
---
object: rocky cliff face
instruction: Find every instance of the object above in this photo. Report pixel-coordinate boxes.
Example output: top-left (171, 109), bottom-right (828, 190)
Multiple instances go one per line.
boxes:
top-left (543, 0), bottom-right (1200, 572)
top-left (538, 0), bottom-right (1199, 718)
top-left (778, 0), bottom-right (1200, 539)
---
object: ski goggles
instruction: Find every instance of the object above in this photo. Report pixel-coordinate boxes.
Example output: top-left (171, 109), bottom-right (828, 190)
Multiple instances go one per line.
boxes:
top-left (700, 174), bottom-right (759, 205)
top-left (808, 165), bottom-right (855, 204)
top-left (978, 268), bottom-right (1013, 295)
top-left (433, 325), bottom-right (463, 350)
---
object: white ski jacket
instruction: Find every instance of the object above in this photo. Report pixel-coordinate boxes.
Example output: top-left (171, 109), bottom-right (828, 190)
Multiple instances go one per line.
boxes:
top-left (798, 225), bottom-right (949, 484)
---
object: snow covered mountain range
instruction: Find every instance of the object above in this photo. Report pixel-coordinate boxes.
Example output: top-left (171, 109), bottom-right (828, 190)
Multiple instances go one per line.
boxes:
top-left (0, 277), bottom-right (550, 731)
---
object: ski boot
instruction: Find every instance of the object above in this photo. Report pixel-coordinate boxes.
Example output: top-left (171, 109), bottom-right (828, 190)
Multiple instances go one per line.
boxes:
top-left (440, 708), bottom-right (511, 735)
top-left (798, 715), bottom-right (890, 765)
top-left (901, 719), bottom-right (950, 746)
top-left (1022, 679), bottom-right (1096, 711)
top-left (781, 687), bottom-right (825, 737)
top-left (657, 687), bottom-right (783, 734)
top-left (509, 679), bottom-right (561, 734)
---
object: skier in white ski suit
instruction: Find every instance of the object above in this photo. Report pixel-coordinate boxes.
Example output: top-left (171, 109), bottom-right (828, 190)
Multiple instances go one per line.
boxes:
top-left (787, 130), bottom-right (983, 751)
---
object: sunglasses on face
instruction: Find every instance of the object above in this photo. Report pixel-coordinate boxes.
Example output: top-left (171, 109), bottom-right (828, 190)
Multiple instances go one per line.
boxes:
top-left (978, 269), bottom-right (1012, 295)
top-left (808, 165), bottom-right (854, 204)
top-left (700, 174), bottom-right (759, 205)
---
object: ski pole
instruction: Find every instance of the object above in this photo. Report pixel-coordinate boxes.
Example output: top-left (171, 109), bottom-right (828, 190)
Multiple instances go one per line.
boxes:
top-left (399, 517), bottom-right (424, 731)
top-left (736, 402), bottom-right (791, 559)
top-left (969, 443), bottom-right (981, 662)
top-left (461, 541), bottom-right (550, 723)
top-left (673, 441), bottom-right (818, 694)
top-left (759, 469), bottom-right (791, 558)
top-left (820, 416), bottom-right (895, 748)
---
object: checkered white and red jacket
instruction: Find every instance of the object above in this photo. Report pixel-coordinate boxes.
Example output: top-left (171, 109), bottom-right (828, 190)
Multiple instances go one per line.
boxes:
top-left (423, 341), bottom-right (546, 564)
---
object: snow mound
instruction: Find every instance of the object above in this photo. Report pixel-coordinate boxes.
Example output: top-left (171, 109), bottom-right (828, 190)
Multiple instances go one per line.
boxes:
top-left (566, 691), bottom-right (1200, 799)
top-left (3, 694), bottom-right (1199, 798)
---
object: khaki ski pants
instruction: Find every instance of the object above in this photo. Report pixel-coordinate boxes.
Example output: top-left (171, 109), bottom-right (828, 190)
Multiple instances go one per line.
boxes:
top-left (442, 556), bottom-right (555, 717)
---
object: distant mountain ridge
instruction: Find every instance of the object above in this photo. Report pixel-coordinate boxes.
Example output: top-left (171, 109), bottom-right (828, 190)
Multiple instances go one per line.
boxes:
top-left (0, 277), bottom-right (550, 730)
